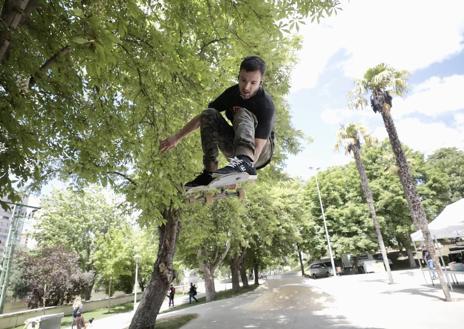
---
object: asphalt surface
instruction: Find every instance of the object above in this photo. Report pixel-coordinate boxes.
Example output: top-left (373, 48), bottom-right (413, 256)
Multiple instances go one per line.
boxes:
top-left (84, 269), bottom-right (464, 329)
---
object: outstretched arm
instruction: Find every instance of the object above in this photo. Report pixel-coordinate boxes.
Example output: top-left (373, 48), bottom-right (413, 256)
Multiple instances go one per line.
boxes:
top-left (159, 114), bottom-right (201, 153)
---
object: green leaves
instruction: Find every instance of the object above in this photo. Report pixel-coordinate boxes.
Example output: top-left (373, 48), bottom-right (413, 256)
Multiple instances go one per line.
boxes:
top-left (349, 63), bottom-right (409, 110)
top-left (34, 186), bottom-right (127, 272)
top-left (71, 36), bottom-right (94, 45)
top-left (1, 0), bottom-right (341, 220)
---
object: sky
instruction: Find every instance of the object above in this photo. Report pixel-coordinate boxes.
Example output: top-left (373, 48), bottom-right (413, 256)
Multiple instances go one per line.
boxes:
top-left (26, 0), bottom-right (464, 206)
top-left (284, 0), bottom-right (464, 180)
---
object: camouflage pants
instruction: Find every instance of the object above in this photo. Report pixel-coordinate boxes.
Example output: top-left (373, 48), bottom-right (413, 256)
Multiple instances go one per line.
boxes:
top-left (200, 108), bottom-right (273, 172)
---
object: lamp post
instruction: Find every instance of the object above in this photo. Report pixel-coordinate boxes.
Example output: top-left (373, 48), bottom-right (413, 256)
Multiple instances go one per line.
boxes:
top-left (133, 254), bottom-right (141, 311)
top-left (310, 167), bottom-right (337, 277)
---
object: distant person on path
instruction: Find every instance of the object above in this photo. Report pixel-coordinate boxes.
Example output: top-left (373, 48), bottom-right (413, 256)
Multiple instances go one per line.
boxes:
top-left (167, 284), bottom-right (176, 307)
top-left (189, 283), bottom-right (198, 304)
top-left (423, 249), bottom-right (437, 279)
top-left (71, 296), bottom-right (84, 329)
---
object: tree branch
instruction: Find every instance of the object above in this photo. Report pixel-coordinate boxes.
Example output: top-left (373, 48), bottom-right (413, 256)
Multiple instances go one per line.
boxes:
top-left (0, 0), bottom-right (35, 62)
top-left (198, 38), bottom-right (227, 56)
top-left (107, 171), bottom-right (137, 186)
top-left (23, 45), bottom-right (72, 91)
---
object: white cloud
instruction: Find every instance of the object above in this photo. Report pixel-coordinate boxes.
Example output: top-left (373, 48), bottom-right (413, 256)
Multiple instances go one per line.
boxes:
top-left (372, 117), bottom-right (464, 155)
top-left (290, 23), bottom-right (342, 91)
top-left (395, 75), bottom-right (464, 118)
top-left (320, 107), bottom-right (374, 126)
top-left (284, 147), bottom-right (351, 180)
top-left (455, 113), bottom-right (464, 125)
top-left (290, 0), bottom-right (464, 92)
top-left (320, 73), bottom-right (464, 130)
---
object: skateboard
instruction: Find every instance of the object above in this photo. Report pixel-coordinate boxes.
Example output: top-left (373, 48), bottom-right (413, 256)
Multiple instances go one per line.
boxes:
top-left (185, 173), bottom-right (255, 204)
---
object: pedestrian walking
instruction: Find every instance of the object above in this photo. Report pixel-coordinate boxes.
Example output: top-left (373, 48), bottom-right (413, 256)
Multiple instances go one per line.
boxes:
top-left (189, 283), bottom-right (198, 304)
top-left (71, 296), bottom-right (84, 329)
top-left (167, 284), bottom-right (176, 307)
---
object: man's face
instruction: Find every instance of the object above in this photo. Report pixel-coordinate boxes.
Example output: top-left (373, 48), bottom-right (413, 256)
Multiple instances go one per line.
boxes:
top-left (238, 69), bottom-right (262, 99)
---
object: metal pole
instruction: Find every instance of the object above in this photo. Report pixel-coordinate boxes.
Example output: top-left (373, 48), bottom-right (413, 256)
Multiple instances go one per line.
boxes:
top-left (314, 172), bottom-right (337, 277)
top-left (434, 237), bottom-right (453, 291)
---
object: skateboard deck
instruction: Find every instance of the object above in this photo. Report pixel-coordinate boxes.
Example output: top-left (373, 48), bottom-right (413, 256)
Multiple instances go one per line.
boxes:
top-left (185, 173), bottom-right (255, 204)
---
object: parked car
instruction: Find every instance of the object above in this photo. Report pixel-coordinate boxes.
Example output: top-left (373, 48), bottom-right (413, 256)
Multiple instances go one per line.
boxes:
top-left (308, 262), bottom-right (330, 279)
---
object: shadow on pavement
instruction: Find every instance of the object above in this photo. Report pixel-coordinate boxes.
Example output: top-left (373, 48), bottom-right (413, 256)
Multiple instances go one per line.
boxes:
top-left (177, 276), bottom-right (384, 329)
top-left (380, 287), bottom-right (446, 301)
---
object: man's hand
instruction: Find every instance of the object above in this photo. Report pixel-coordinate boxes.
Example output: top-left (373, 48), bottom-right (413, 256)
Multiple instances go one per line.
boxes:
top-left (159, 114), bottom-right (202, 153)
top-left (159, 135), bottom-right (179, 153)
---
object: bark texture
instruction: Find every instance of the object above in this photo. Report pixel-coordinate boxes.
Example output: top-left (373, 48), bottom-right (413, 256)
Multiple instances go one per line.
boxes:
top-left (253, 262), bottom-right (259, 285)
top-left (129, 207), bottom-right (180, 329)
top-left (199, 242), bottom-right (230, 302)
top-left (0, 0), bottom-right (38, 62)
top-left (230, 255), bottom-right (241, 292)
top-left (379, 99), bottom-right (451, 301)
top-left (351, 143), bottom-right (393, 284)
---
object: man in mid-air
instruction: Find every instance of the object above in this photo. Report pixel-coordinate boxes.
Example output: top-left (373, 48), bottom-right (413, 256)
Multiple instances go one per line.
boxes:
top-left (159, 55), bottom-right (275, 189)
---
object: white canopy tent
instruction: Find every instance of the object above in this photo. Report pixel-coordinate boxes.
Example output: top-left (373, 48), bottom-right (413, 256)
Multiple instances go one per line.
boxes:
top-left (411, 198), bottom-right (464, 242)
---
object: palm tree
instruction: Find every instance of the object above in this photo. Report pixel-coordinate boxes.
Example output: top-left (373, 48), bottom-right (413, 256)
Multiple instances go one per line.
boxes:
top-left (349, 63), bottom-right (451, 301)
top-left (336, 123), bottom-right (393, 284)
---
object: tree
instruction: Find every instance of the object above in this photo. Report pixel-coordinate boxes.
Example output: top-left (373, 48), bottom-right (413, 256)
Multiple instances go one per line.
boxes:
top-left (244, 181), bottom-right (304, 278)
top-left (13, 246), bottom-right (92, 308)
top-left (361, 141), bottom-right (421, 268)
top-left (349, 63), bottom-right (451, 300)
top-left (304, 167), bottom-right (378, 261)
top-left (1, 1), bottom-right (341, 327)
top-left (93, 225), bottom-right (134, 296)
top-left (178, 199), bottom-right (245, 301)
top-left (335, 124), bottom-right (393, 283)
top-left (34, 186), bottom-right (126, 299)
top-left (424, 148), bottom-right (464, 205)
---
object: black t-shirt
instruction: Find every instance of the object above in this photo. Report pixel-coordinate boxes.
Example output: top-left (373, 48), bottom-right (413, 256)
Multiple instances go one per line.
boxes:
top-left (208, 85), bottom-right (275, 139)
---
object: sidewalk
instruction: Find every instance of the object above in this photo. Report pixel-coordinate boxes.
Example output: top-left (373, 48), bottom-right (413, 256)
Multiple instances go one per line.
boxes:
top-left (79, 269), bottom-right (464, 329)
top-left (304, 269), bottom-right (464, 329)
top-left (76, 283), bottom-right (213, 329)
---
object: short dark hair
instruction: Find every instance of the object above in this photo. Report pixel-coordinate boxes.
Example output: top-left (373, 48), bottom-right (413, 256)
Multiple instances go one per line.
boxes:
top-left (240, 56), bottom-right (266, 75)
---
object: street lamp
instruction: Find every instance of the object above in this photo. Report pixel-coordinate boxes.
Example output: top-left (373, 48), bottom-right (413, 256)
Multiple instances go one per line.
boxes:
top-left (309, 167), bottom-right (337, 277)
top-left (133, 254), bottom-right (141, 311)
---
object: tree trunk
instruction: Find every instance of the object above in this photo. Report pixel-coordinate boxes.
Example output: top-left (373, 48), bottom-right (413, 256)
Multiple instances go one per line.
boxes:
top-left (229, 255), bottom-right (241, 292)
top-left (380, 105), bottom-right (451, 301)
top-left (239, 250), bottom-right (249, 287)
top-left (239, 267), bottom-right (249, 287)
top-left (83, 281), bottom-right (93, 301)
top-left (129, 207), bottom-right (180, 329)
top-left (297, 244), bottom-right (305, 276)
top-left (0, 0), bottom-right (39, 62)
top-left (198, 242), bottom-right (230, 302)
top-left (202, 264), bottom-right (216, 302)
top-left (351, 143), bottom-right (394, 284)
top-left (82, 271), bottom-right (97, 301)
top-left (253, 262), bottom-right (259, 285)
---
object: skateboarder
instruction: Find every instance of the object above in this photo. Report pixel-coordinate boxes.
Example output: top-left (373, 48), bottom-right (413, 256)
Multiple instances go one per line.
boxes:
top-left (159, 55), bottom-right (275, 189)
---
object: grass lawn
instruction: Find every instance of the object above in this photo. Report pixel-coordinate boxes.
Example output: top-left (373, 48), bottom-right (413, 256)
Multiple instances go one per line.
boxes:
top-left (13, 284), bottom-right (258, 329)
top-left (154, 314), bottom-right (198, 329)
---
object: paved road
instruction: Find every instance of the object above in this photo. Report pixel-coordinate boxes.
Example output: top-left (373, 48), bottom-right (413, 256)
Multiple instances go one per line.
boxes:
top-left (175, 272), bottom-right (341, 329)
top-left (87, 269), bottom-right (464, 329)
